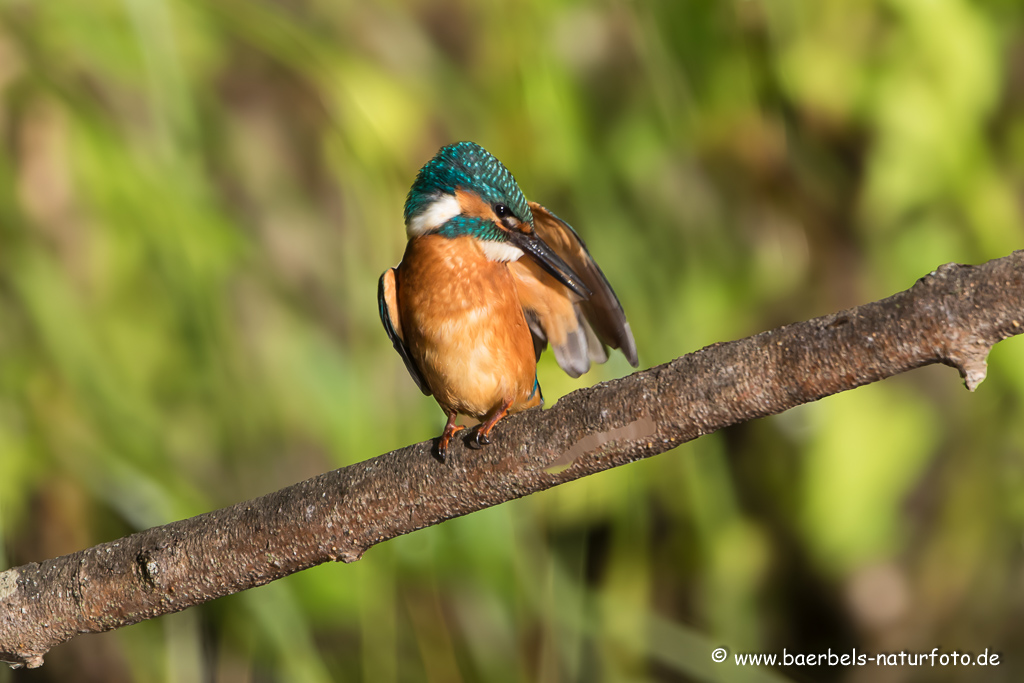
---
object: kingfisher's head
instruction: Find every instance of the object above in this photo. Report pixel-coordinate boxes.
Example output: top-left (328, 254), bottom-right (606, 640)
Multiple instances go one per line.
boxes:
top-left (404, 141), bottom-right (589, 298)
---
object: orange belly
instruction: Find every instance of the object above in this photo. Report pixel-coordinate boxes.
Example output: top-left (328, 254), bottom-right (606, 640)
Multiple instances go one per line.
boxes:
top-left (397, 234), bottom-right (541, 419)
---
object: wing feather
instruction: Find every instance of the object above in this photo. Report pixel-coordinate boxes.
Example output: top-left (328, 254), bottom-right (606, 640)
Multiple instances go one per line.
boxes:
top-left (509, 202), bottom-right (639, 377)
top-left (378, 268), bottom-right (432, 395)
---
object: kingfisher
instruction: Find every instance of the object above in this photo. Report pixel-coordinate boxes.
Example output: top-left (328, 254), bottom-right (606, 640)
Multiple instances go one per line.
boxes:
top-left (378, 142), bottom-right (638, 459)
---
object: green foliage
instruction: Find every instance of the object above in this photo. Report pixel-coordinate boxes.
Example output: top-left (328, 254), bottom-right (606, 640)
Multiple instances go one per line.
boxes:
top-left (1, 0), bottom-right (1023, 680)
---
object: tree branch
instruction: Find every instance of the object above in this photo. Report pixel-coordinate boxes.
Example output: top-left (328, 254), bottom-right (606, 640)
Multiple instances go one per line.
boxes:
top-left (2, 253), bottom-right (1023, 669)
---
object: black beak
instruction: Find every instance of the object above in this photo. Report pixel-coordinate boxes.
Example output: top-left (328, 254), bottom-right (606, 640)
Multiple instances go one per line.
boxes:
top-left (507, 230), bottom-right (592, 299)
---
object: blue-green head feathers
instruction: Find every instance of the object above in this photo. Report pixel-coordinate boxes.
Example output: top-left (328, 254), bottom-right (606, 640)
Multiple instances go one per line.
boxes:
top-left (404, 142), bottom-right (533, 233)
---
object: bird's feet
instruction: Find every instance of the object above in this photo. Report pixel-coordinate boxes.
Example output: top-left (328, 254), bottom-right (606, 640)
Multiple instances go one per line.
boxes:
top-left (437, 412), bottom-right (464, 461)
top-left (437, 425), bottom-right (464, 460)
top-left (467, 397), bottom-right (512, 450)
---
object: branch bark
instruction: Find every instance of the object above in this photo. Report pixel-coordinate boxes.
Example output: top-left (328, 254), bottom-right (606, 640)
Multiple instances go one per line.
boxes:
top-left (3, 253), bottom-right (1023, 669)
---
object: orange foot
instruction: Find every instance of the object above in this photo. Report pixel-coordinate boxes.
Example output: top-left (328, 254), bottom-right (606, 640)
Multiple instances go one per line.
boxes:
top-left (437, 411), bottom-right (465, 461)
top-left (469, 397), bottom-right (513, 450)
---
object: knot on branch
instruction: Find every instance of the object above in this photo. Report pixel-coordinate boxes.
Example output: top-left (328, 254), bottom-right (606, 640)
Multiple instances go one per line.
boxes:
top-left (136, 550), bottom-right (163, 590)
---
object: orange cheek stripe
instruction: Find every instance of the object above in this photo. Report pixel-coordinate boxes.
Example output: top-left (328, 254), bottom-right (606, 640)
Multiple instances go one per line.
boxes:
top-left (455, 188), bottom-right (496, 221)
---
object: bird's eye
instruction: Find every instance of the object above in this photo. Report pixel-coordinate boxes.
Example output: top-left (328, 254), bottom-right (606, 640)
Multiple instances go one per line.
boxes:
top-left (494, 203), bottom-right (511, 219)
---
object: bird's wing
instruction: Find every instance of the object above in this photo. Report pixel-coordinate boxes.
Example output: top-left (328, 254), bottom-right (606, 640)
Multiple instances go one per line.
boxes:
top-left (509, 202), bottom-right (639, 378)
top-left (378, 268), bottom-right (432, 395)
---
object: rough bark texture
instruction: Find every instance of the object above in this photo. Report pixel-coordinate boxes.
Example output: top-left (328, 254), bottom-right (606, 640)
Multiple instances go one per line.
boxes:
top-left (2, 253), bottom-right (1023, 669)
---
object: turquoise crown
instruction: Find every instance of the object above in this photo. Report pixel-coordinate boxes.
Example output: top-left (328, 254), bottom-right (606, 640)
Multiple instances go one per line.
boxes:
top-left (404, 142), bottom-right (534, 228)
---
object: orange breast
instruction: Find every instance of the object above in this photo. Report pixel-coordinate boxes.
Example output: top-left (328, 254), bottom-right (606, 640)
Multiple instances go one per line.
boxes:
top-left (397, 235), bottom-right (540, 419)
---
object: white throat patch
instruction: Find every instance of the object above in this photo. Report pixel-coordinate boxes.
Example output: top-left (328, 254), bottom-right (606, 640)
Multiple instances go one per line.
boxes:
top-left (479, 240), bottom-right (524, 263)
top-left (407, 194), bottom-right (461, 238)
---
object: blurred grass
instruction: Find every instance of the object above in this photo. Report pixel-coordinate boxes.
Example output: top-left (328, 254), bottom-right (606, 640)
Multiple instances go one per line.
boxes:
top-left (1, 0), bottom-right (1023, 681)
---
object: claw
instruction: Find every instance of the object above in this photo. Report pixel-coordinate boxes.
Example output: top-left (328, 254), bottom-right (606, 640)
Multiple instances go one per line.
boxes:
top-left (437, 411), bottom-right (464, 461)
top-left (470, 428), bottom-right (491, 449)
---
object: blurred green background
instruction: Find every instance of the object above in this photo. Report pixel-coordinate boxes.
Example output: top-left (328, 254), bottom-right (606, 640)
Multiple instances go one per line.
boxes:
top-left (1, 0), bottom-right (1023, 681)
